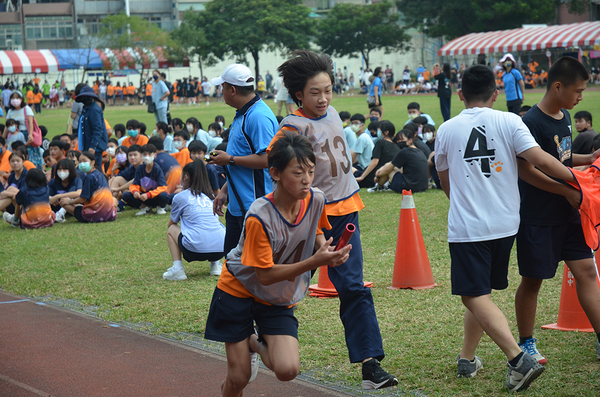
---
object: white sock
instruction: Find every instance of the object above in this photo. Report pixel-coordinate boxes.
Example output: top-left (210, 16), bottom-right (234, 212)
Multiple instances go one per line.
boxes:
top-left (57, 208), bottom-right (66, 216)
top-left (173, 260), bottom-right (183, 271)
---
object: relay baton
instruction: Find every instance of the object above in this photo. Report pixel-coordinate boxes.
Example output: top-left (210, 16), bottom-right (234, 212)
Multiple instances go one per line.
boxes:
top-left (335, 223), bottom-right (356, 251)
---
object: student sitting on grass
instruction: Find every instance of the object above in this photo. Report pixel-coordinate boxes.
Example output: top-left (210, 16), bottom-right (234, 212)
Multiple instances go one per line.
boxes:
top-left (47, 139), bottom-right (69, 179)
top-left (188, 140), bottom-right (220, 197)
top-left (49, 158), bottom-right (83, 223)
top-left (359, 120), bottom-right (400, 192)
top-left (59, 151), bottom-right (117, 223)
top-left (12, 145), bottom-right (36, 171)
top-left (164, 160), bottom-right (225, 281)
top-left (155, 122), bottom-right (175, 154)
top-left (102, 138), bottom-right (118, 174)
top-left (121, 119), bottom-right (149, 148)
top-left (371, 128), bottom-right (429, 193)
top-left (4, 168), bottom-right (55, 229)
top-left (4, 119), bottom-right (24, 148)
top-left (204, 132), bottom-right (350, 395)
top-left (0, 151), bottom-right (27, 217)
top-left (121, 144), bottom-right (169, 216)
top-left (171, 130), bottom-right (193, 168)
top-left (111, 145), bottom-right (142, 202)
top-left (107, 145), bottom-right (128, 178)
top-left (148, 136), bottom-right (182, 203)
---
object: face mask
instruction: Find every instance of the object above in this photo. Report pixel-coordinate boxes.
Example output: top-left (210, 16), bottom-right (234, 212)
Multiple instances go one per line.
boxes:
top-left (57, 171), bottom-right (70, 180)
top-left (350, 124), bottom-right (361, 133)
top-left (398, 141), bottom-right (408, 149)
top-left (342, 121), bottom-right (349, 127)
top-left (153, 75), bottom-right (159, 80)
top-left (8, 126), bottom-right (16, 133)
top-left (78, 162), bottom-right (92, 173)
top-left (505, 61), bottom-right (512, 68)
top-left (186, 125), bottom-right (194, 133)
top-left (208, 130), bottom-right (217, 137)
top-left (370, 116), bottom-right (379, 122)
top-left (81, 97), bottom-right (94, 107)
top-left (423, 132), bottom-right (434, 142)
top-left (127, 129), bottom-right (138, 138)
top-left (116, 153), bottom-right (127, 164)
top-left (152, 129), bottom-right (158, 136)
top-left (408, 113), bottom-right (418, 120)
top-left (0, 147), bottom-right (3, 155)
top-left (173, 140), bottom-right (183, 150)
top-left (10, 99), bottom-right (21, 107)
top-left (218, 122), bottom-right (224, 128)
top-left (106, 147), bottom-right (116, 156)
top-left (377, 130), bottom-right (383, 140)
top-left (142, 155), bottom-right (154, 165)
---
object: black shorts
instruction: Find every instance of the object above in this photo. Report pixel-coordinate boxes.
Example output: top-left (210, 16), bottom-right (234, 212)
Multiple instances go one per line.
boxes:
top-left (450, 235), bottom-right (516, 296)
top-left (368, 97), bottom-right (382, 109)
top-left (390, 173), bottom-right (404, 193)
top-left (74, 205), bottom-right (88, 223)
top-left (204, 287), bottom-right (298, 343)
top-left (516, 220), bottom-right (592, 279)
top-left (177, 234), bottom-right (223, 263)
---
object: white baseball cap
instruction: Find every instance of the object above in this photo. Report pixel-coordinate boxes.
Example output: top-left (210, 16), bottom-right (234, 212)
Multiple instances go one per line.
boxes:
top-left (499, 53), bottom-right (516, 64)
top-left (211, 64), bottom-right (255, 87)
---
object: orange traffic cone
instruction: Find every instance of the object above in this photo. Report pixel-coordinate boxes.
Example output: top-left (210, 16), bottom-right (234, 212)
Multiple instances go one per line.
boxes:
top-left (388, 190), bottom-right (438, 290)
top-left (541, 259), bottom-right (600, 333)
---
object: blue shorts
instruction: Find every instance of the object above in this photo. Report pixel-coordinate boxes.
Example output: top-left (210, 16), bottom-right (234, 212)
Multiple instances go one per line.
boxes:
top-left (390, 172), bottom-right (404, 193)
top-left (450, 235), bottom-right (516, 296)
top-left (204, 287), bottom-right (298, 343)
top-left (516, 219), bottom-right (592, 279)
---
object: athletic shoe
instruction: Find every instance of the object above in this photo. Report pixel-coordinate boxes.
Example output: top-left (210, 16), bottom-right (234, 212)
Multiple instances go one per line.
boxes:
top-left (382, 181), bottom-right (392, 191)
top-left (367, 184), bottom-right (382, 193)
top-left (156, 207), bottom-right (167, 215)
top-left (135, 207), bottom-right (151, 216)
top-left (210, 261), bottom-right (223, 276)
top-left (249, 351), bottom-right (259, 383)
top-left (55, 211), bottom-right (66, 223)
top-left (3, 212), bottom-right (19, 227)
top-left (457, 355), bottom-right (483, 378)
top-left (361, 358), bottom-right (398, 390)
top-left (163, 268), bottom-right (187, 281)
top-left (596, 341), bottom-right (600, 361)
top-left (519, 338), bottom-right (547, 365)
top-left (505, 353), bottom-right (545, 392)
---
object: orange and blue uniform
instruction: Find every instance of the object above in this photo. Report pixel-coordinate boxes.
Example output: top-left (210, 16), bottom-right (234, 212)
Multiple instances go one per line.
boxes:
top-left (15, 185), bottom-right (55, 229)
top-left (76, 169), bottom-right (116, 223)
top-left (122, 162), bottom-right (169, 209)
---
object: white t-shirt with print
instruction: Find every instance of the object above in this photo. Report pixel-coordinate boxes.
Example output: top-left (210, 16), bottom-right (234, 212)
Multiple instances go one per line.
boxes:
top-left (435, 107), bottom-right (539, 243)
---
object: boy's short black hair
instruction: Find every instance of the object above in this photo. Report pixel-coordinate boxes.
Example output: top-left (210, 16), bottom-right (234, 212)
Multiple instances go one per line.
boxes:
top-left (520, 105), bottom-right (532, 113)
top-left (126, 119), bottom-right (141, 130)
top-left (25, 168), bottom-right (47, 189)
top-left (108, 138), bottom-right (118, 145)
top-left (278, 50), bottom-right (334, 107)
top-left (128, 144), bottom-right (142, 154)
top-left (575, 110), bottom-right (592, 125)
top-left (339, 111), bottom-right (351, 121)
top-left (39, 125), bottom-right (48, 138)
top-left (461, 65), bottom-right (497, 104)
top-left (11, 141), bottom-right (25, 151)
top-left (268, 131), bottom-right (316, 171)
top-left (547, 57), bottom-right (589, 89)
top-left (173, 130), bottom-right (190, 141)
top-left (141, 144), bottom-right (156, 154)
top-left (369, 108), bottom-right (382, 116)
top-left (43, 149), bottom-right (50, 158)
top-left (276, 115), bottom-right (284, 124)
top-left (379, 120), bottom-right (395, 137)
top-left (148, 136), bottom-right (164, 151)
top-left (407, 102), bottom-right (420, 111)
top-left (188, 140), bottom-right (207, 154)
top-left (367, 121), bottom-right (380, 132)
top-left (60, 133), bottom-right (71, 140)
top-left (49, 139), bottom-right (69, 151)
top-left (413, 116), bottom-right (428, 125)
top-left (350, 113), bottom-right (365, 123)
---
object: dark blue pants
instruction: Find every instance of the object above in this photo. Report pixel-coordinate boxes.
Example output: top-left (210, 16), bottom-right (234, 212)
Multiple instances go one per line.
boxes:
top-left (324, 211), bottom-right (385, 363)
top-left (224, 210), bottom-right (245, 258)
top-left (439, 96), bottom-right (451, 121)
top-left (122, 191), bottom-right (169, 209)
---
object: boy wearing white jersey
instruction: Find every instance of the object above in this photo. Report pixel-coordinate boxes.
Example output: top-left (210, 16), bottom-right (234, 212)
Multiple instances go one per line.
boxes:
top-left (436, 64), bottom-right (580, 392)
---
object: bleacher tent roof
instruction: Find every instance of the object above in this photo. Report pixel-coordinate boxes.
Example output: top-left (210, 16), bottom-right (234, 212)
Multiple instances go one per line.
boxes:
top-left (0, 48), bottom-right (188, 74)
top-left (439, 21), bottom-right (600, 56)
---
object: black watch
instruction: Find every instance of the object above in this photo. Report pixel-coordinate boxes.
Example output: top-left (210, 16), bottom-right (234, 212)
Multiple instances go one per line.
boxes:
top-left (229, 156), bottom-right (235, 166)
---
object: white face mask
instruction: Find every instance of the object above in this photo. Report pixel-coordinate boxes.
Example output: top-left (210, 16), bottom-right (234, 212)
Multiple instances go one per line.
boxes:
top-left (186, 125), bottom-right (194, 133)
top-left (10, 98), bottom-right (22, 108)
top-left (173, 141), bottom-right (183, 150)
top-left (208, 130), bottom-right (217, 137)
top-left (57, 171), bottom-right (70, 180)
top-left (350, 124), bottom-right (362, 133)
top-left (142, 155), bottom-right (154, 165)
top-left (408, 113), bottom-right (419, 120)
top-left (423, 132), bottom-right (434, 142)
top-left (106, 147), bottom-right (116, 156)
top-left (218, 121), bottom-right (224, 128)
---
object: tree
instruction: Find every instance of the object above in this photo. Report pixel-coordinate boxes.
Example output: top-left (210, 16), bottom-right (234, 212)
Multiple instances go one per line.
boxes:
top-left (170, 10), bottom-right (214, 80)
top-left (198, 0), bottom-right (314, 80)
top-left (98, 13), bottom-right (178, 86)
top-left (396, 0), bottom-right (590, 40)
top-left (316, 1), bottom-right (411, 70)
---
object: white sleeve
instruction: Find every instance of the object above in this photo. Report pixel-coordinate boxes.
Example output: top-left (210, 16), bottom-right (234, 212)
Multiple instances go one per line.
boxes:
top-left (511, 117), bottom-right (539, 156)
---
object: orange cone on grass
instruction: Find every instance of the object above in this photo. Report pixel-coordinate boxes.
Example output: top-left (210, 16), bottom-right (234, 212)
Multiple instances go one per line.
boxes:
top-left (541, 256), bottom-right (600, 332)
top-left (388, 190), bottom-right (438, 290)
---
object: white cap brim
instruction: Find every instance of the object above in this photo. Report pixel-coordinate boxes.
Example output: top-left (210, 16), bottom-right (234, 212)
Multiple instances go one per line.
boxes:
top-left (211, 76), bottom-right (224, 86)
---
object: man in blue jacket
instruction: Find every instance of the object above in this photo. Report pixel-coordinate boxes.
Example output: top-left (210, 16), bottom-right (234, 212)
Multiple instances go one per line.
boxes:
top-left (76, 86), bottom-right (107, 166)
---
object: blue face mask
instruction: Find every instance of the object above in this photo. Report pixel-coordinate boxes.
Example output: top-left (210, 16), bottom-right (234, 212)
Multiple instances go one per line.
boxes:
top-left (78, 161), bottom-right (92, 173)
top-left (153, 75), bottom-right (159, 80)
top-left (8, 125), bottom-right (16, 133)
top-left (377, 130), bottom-right (383, 140)
top-left (370, 116), bottom-right (379, 122)
top-left (127, 129), bottom-right (138, 138)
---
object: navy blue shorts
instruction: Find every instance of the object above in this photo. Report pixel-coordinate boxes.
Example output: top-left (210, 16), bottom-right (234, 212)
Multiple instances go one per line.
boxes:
top-left (204, 287), bottom-right (298, 343)
top-left (390, 172), bottom-right (404, 193)
top-left (74, 205), bottom-right (88, 223)
top-left (450, 235), bottom-right (516, 296)
top-left (516, 220), bottom-right (592, 279)
top-left (178, 233), bottom-right (222, 263)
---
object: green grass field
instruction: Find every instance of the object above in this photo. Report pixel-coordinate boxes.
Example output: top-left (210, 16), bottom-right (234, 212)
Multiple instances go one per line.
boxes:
top-left (2, 90), bottom-right (600, 396)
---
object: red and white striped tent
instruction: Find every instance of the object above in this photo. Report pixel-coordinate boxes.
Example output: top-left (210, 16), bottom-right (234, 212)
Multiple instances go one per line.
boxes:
top-left (0, 50), bottom-right (60, 74)
top-left (439, 21), bottom-right (600, 56)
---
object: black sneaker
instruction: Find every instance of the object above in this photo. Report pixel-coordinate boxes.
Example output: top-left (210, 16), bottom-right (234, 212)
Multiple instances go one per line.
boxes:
top-left (362, 358), bottom-right (398, 390)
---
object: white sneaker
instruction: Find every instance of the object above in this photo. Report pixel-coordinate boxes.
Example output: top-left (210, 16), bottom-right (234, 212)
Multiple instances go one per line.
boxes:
top-left (249, 352), bottom-right (259, 383)
top-left (163, 268), bottom-right (187, 281)
top-left (156, 207), bottom-right (167, 215)
top-left (367, 184), bottom-right (382, 193)
top-left (3, 212), bottom-right (19, 227)
top-left (55, 211), bottom-right (66, 223)
top-left (209, 261), bottom-right (222, 276)
top-left (135, 207), bottom-right (151, 216)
